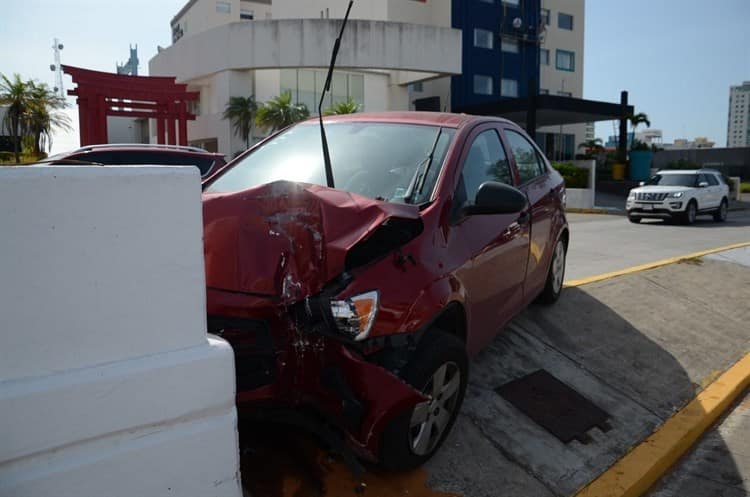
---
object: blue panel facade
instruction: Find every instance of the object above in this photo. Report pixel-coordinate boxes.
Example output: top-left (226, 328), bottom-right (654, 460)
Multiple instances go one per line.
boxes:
top-left (452, 0), bottom-right (541, 111)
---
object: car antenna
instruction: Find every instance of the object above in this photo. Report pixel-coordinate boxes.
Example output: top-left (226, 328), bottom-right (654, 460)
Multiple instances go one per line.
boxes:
top-left (318, 0), bottom-right (354, 189)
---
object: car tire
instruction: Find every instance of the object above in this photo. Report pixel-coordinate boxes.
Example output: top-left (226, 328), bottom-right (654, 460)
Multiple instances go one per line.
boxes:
top-left (537, 238), bottom-right (566, 305)
top-left (628, 214), bottom-right (641, 224)
top-left (713, 198), bottom-right (728, 222)
top-left (379, 329), bottom-right (468, 472)
top-left (682, 200), bottom-right (697, 225)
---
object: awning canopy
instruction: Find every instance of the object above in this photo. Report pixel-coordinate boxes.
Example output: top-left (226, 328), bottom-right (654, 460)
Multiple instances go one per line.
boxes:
top-left (454, 94), bottom-right (634, 127)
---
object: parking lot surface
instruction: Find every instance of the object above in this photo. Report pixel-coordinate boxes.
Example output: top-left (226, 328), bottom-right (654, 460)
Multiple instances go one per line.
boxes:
top-left (565, 209), bottom-right (750, 281)
top-left (238, 234), bottom-right (750, 497)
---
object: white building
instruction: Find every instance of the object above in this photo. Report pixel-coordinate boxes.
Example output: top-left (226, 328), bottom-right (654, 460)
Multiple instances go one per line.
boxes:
top-left (537, 0), bottom-right (588, 159)
top-left (151, 0), bottom-right (461, 157)
top-left (727, 81), bottom-right (750, 147)
top-left (150, 0), bottom-right (586, 159)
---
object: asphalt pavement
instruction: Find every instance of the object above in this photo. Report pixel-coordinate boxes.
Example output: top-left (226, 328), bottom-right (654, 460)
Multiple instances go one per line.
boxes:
top-left (565, 209), bottom-right (750, 281)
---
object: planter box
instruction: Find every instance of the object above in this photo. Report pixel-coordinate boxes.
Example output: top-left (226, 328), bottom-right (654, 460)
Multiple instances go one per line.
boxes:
top-left (564, 160), bottom-right (596, 209)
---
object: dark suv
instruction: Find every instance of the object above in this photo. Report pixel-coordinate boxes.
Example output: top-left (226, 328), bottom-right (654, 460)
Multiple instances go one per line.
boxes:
top-left (41, 144), bottom-right (226, 178)
top-left (203, 112), bottom-right (568, 471)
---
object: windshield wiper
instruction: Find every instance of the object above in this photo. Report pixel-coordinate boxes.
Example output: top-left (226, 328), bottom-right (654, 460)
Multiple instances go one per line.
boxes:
top-left (318, 0), bottom-right (354, 189)
top-left (405, 128), bottom-right (443, 204)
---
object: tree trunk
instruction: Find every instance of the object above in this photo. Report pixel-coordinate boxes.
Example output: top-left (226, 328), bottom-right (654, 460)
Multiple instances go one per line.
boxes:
top-left (12, 118), bottom-right (20, 164)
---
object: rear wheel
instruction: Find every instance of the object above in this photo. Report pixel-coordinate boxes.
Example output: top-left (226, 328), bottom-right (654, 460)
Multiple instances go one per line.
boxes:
top-left (538, 238), bottom-right (566, 305)
top-left (682, 200), bottom-right (697, 225)
top-left (713, 199), bottom-right (728, 222)
top-left (379, 330), bottom-right (468, 471)
top-left (628, 214), bottom-right (641, 224)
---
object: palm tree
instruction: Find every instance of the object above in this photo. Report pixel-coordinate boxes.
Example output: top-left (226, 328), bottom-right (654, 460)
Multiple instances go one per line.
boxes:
top-left (27, 81), bottom-right (71, 156)
top-left (627, 112), bottom-right (651, 148)
top-left (222, 95), bottom-right (257, 149)
top-left (255, 92), bottom-right (310, 133)
top-left (323, 97), bottom-right (360, 116)
top-left (0, 73), bottom-right (30, 163)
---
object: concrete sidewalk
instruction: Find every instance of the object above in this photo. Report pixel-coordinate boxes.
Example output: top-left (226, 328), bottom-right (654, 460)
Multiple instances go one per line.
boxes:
top-left (424, 248), bottom-right (750, 497)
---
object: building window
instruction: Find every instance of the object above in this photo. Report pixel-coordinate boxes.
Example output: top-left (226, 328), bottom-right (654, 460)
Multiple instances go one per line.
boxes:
top-left (240, 9), bottom-right (254, 20)
top-left (558, 13), bottom-right (574, 30)
top-left (474, 29), bottom-right (494, 49)
top-left (501, 39), bottom-right (519, 53)
top-left (281, 69), bottom-right (364, 114)
top-left (540, 48), bottom-right (550, 65)
top-left (557, 91), bottom-right (572, 97)
top-left (501, 78), bottom-right (518, 97)
top-left (216, 1), bottom-right (231, 13)
top-left (409, 82), bottom-right (424, 92)
top-left (539, 88), bottom-right (549, 95)
top-left (474, 75), bottom-right (493, 95)
top-left (556, 49), bottom-right (575, 71)
top-left (541, 8), bottom-right (550, 25)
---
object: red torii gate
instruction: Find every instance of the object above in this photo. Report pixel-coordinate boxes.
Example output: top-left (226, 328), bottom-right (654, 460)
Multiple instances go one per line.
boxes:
top-left (63, 65), bottom-right (198, 146)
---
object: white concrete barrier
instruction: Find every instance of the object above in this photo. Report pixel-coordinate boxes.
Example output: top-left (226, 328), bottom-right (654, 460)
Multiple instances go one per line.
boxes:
top-left (0, 166), bottom-right (242, 497)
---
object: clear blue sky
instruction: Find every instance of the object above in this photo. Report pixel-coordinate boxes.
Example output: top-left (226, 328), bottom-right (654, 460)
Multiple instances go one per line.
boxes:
top-left (2, 0), bottom-right (748, 150)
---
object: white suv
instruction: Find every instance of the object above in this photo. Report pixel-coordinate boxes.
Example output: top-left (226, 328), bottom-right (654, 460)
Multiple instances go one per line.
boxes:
top-left (626, 169), bottom-right (729, 225)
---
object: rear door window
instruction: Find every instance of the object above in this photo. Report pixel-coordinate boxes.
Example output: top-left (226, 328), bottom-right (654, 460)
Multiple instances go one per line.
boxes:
top-left (503, 129), bottom-right (546, 184)
top-left (706, 174), bottom-right (719, 186)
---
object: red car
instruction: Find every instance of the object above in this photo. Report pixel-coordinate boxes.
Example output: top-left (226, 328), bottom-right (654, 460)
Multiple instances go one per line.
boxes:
top-left (41, 144), bottom-right (226, 178)
top-left (202, 112), bottom-right (568, 470)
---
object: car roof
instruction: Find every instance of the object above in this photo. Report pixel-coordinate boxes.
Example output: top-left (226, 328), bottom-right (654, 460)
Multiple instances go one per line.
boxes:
top-left (66, 144), bottom-right (223, 158)
top-left (306, 111), bottom-right (517, 129)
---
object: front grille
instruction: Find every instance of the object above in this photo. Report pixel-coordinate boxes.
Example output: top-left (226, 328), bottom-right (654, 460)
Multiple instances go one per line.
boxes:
top-left (636, 192), bottom-right (669, 201)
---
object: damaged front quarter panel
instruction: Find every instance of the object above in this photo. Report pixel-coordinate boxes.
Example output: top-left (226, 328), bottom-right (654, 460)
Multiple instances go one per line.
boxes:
top-left (204, 180), bottom-right (430, 457)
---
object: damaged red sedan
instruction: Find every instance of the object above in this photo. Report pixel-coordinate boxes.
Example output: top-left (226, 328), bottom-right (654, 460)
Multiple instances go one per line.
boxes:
top-left (202, 112), bottom-right (568, 471)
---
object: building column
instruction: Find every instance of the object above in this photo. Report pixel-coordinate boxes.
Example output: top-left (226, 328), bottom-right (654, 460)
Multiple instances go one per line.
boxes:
top-left (619, 90), bottom-right (629, 161)
top-left (167, 102), bottom-right (176, 146)
top-left (178, 101), bottom-right (188, 146)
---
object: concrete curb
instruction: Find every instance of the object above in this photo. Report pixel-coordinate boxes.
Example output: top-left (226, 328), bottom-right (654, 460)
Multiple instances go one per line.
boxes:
top-left (574, 353), bottom-right (750, 497)
top-left (568, 243), bottom-right (750, 497)
top-left (564, 241), bottom-right (750, 288)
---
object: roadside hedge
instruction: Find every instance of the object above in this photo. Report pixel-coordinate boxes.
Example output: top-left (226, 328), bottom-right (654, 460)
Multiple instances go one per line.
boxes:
top-left (552, 162), bottom-right (588, 189)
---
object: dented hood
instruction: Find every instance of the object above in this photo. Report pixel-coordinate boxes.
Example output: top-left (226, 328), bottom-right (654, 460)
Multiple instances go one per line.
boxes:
top-left (203, 181), bottom-right (421, 304)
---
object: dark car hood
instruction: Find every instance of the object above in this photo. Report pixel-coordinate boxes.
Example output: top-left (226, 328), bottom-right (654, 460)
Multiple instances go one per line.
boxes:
top-left (203, 181), bottom-right (422, 304)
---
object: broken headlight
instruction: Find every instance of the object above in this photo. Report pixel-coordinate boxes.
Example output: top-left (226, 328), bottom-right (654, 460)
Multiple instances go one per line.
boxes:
top-left (330, 291), bottom-right (379, 342)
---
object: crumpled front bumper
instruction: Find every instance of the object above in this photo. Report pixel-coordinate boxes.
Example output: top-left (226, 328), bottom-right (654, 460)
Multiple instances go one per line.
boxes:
top-left (207, 288), bottom-right (427, 460)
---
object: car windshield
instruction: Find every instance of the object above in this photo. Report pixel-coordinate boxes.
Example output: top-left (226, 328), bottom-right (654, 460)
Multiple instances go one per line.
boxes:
top-left (646, 174), bottom-right (698, 187)
top-left (204, 122), bottom-right (456, 204)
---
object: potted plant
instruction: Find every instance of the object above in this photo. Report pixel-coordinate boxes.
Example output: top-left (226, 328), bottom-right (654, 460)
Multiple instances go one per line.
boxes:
top-left (629, 139), bottom-right (653, 181)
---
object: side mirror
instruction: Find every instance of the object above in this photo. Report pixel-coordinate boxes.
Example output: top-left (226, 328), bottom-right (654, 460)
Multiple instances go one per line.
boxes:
top-left (698, 181), bottom-right (709, 188)
top-left (464, 181), bottom-right (528, 216)
top-left (638, 181), bottom-right (645, 186)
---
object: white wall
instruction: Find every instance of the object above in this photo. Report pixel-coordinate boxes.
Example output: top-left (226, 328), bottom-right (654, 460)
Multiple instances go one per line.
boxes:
top-left (271, 0), bottom-right (388, 21)
top-left (107, 116), bottom-right (144, 143)
top-left (172, 0), bottom-right (273, 43)
top-left (0, 166), bottom-right (242, 497)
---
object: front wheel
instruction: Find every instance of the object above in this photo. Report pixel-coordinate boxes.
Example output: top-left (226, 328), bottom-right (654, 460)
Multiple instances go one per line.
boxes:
top-left (682, 201), bottom-right (697, 225)
top-left (628, 214), bottom-right (642, 224)
top-left (379, 330), bottom-right (468, 471)
top-left (713, 199), bottom-right (728, 222)
top-left (537, 238), bottom-right (566, 305)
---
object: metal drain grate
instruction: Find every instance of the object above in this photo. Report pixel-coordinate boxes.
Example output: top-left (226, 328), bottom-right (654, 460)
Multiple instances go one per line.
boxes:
top-left (495, 369), bottom-right (611, 444)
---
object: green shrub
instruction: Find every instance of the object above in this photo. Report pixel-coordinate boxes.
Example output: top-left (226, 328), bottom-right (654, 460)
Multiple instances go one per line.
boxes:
top-left (552, 162), bottom-right (589, 189)
top-left (741, 183), bottom-right (750, 194)
top-left (0, 151), bottom-right (13, 163)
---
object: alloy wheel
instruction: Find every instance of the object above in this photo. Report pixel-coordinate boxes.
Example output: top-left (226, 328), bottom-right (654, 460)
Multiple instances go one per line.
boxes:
top-left (551, 240), bottom-right (566, 294)
top-left (409, 362), bottom-right (462, 456)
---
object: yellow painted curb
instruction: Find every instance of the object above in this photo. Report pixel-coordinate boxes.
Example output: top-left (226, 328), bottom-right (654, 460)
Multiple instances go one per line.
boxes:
top-left (574, 353), bottom-right (750, 497)
top-left (565, 241), bottom-right (750, 288)
top-left (565, 208), bottom-right (614, 215)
